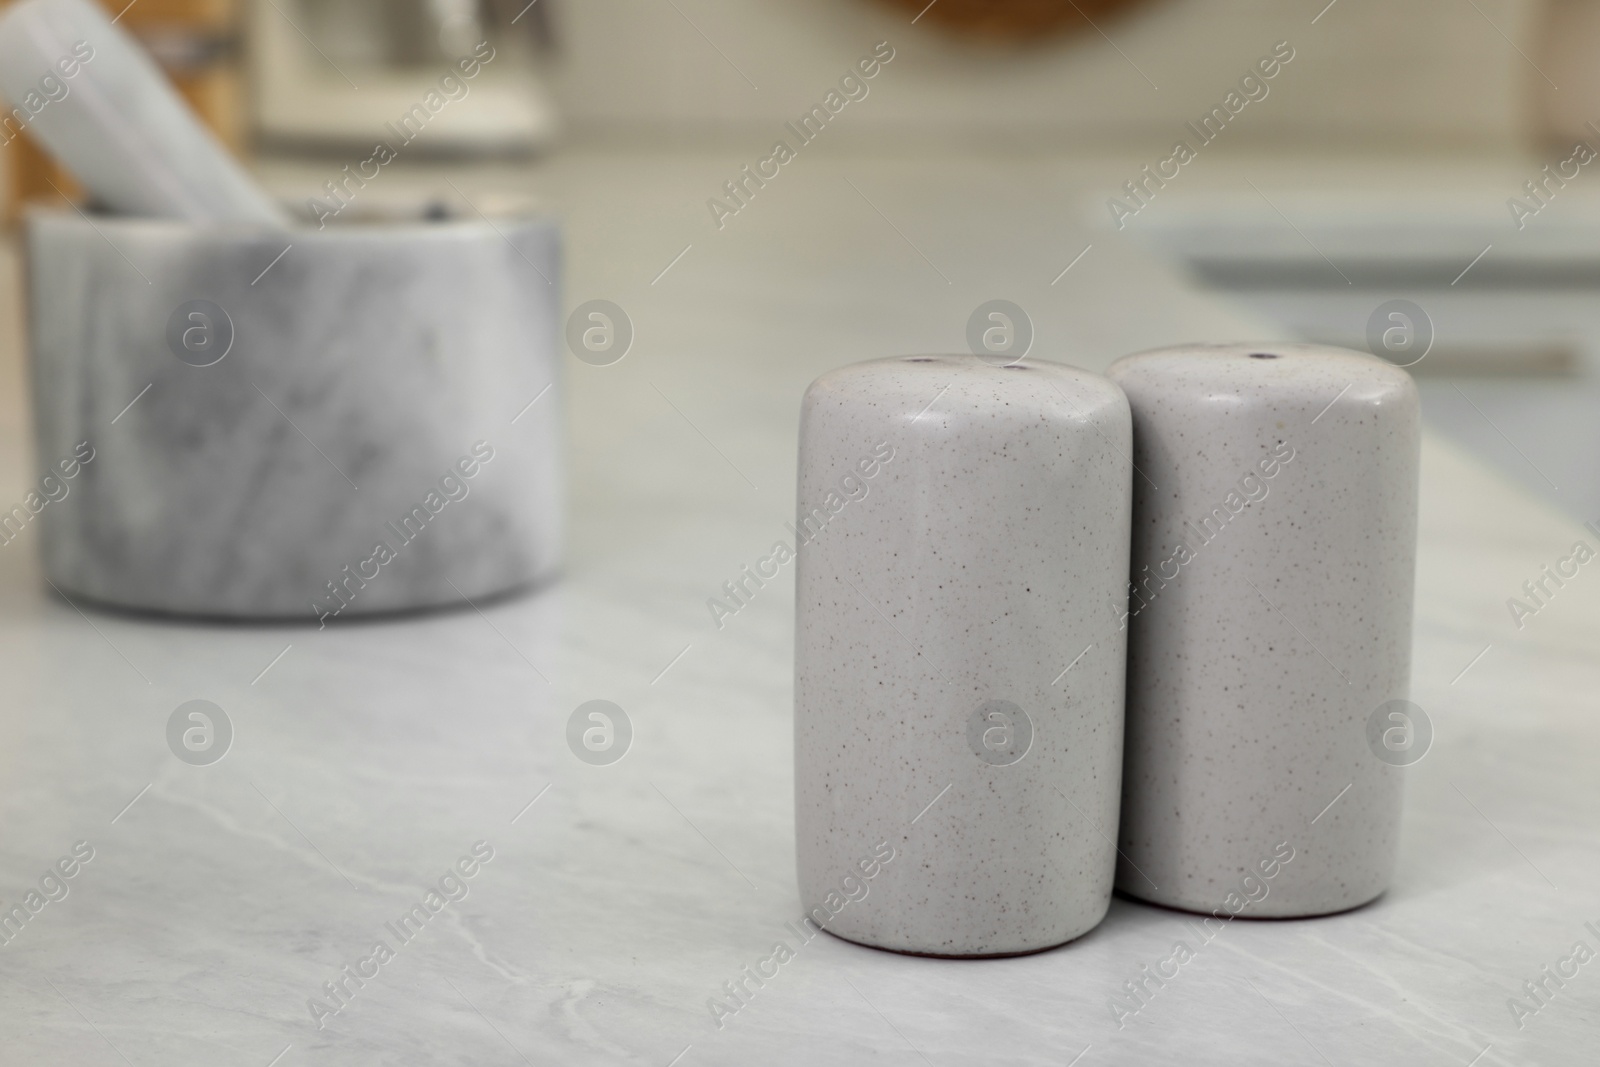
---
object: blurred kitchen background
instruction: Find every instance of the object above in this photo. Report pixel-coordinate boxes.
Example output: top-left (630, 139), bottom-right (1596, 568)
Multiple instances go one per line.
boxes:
top-left (3, 0), bottom-right (1598, 519)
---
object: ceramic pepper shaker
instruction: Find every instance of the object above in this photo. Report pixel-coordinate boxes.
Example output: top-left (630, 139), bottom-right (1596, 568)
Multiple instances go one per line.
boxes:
top-left (1107, 342), bottom-right (1420, 918)
top-left (793, 354), bottom-right (1132, 956)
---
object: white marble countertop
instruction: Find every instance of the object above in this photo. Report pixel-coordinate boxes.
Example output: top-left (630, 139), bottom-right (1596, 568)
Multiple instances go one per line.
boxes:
top-left (0, 149), bottom-right (1596, 1066)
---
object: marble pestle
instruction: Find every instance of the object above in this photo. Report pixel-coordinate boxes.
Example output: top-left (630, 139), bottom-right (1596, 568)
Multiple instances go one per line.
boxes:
top-left (0, 0), bottom-right (287, 225)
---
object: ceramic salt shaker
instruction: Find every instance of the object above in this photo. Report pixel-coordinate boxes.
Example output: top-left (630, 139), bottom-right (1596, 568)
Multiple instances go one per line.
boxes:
top-left (793, 354), bottom-right (1132, 956)
top-left (1107, 343), bottom-right (1420, 918)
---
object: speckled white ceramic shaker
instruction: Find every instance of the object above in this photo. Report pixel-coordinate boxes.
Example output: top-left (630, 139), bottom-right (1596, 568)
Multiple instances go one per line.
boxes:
top-left (1107, 343), bottom-right (1420, 918)
top-left (793, 354), bottom-right (1132, 956)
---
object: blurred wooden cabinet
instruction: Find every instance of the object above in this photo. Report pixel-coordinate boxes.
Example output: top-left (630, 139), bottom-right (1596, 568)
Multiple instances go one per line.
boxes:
top-left (2, 0), bottom-right (247, 223)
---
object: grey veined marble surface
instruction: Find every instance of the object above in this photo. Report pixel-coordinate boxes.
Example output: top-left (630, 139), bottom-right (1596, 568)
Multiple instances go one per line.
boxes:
top-left (0, 151), bottom-right (1595, 1067)
top-left (24, 210), bottom-right (563, 619)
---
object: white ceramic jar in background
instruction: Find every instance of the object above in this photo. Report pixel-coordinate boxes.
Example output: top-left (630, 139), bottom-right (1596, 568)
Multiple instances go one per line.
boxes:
top-left (794, 354), bottom-right (1131, 957)
top-left (1108, 343), bottom-right (1420, 918)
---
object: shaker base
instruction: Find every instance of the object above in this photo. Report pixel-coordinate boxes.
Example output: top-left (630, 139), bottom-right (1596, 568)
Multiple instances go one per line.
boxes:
top-left (1113, 885), bottom-right (1389, 922)
top-left (819, 925), bottom-right (1093, 960)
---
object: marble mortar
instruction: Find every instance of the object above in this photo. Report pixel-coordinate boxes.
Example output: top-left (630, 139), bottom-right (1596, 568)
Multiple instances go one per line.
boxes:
top-left (24, 210), bottom-right (563, 619)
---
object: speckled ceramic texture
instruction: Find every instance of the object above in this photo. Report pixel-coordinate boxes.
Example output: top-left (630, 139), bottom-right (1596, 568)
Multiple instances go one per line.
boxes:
top-left (1107, 342), bottom-right (1420, 918)
top-left (794, 354), bottom-right (1132, 956)
top-left (25, 210), bottom-right (563, 618)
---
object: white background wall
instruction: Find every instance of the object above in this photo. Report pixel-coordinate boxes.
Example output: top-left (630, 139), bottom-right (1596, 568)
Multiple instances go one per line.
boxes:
top-left (547, 0), bottom-right (1545, 150)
